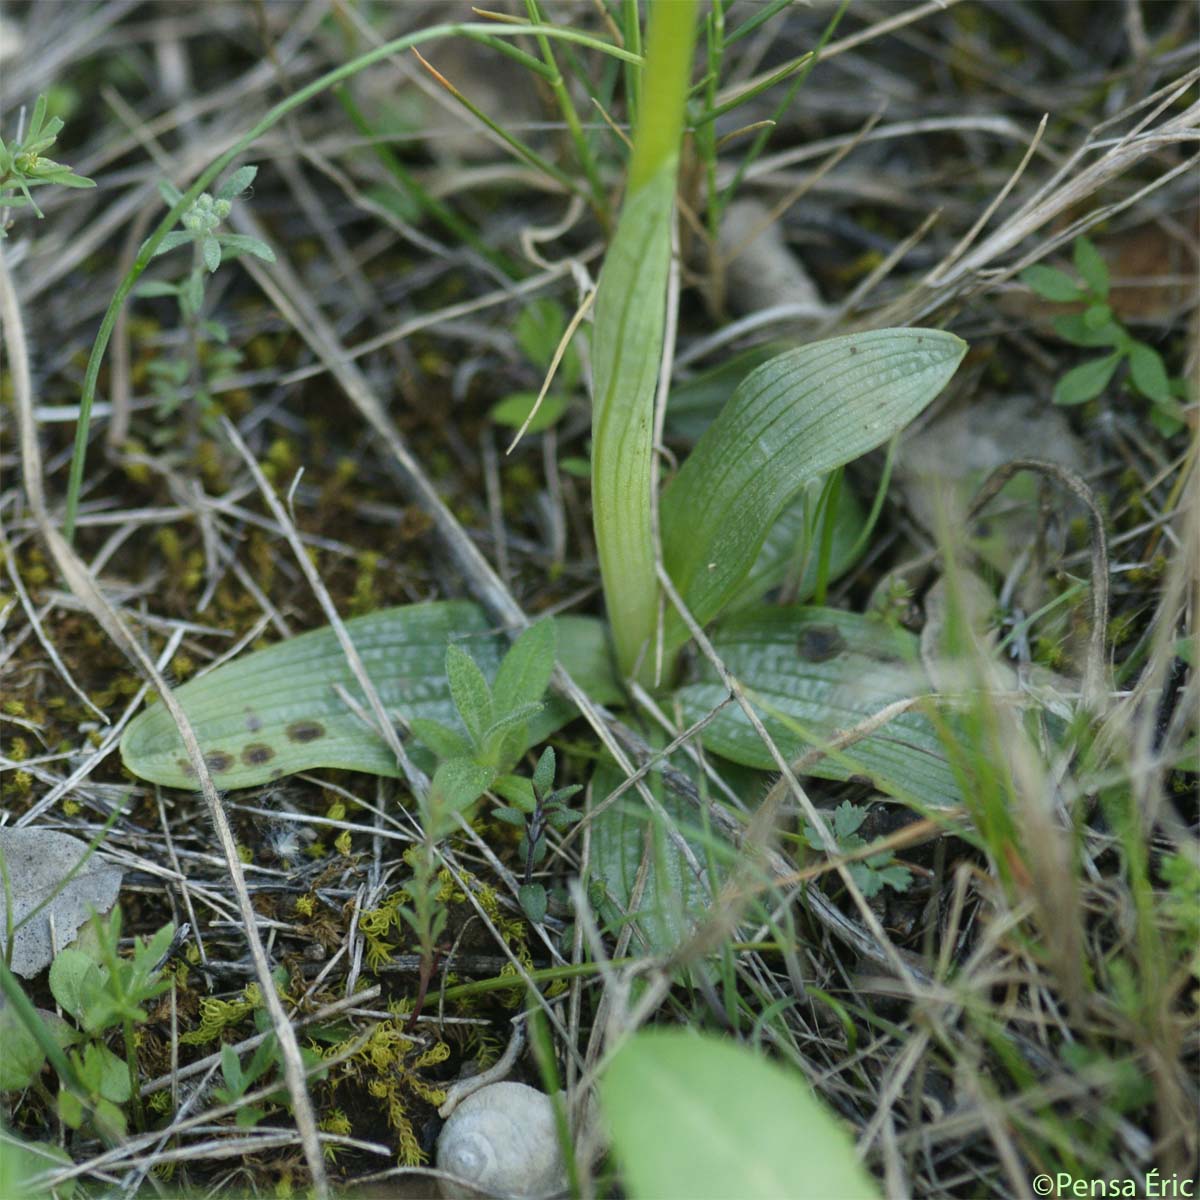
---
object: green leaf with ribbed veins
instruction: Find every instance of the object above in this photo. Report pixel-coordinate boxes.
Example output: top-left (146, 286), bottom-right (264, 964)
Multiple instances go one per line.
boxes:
top-left (726, 476), bottom-right (866, 614)
top-left (660, 329), bottom-right (966, 652)
top-left (675, 607), bottom-right (963, 808)
top-left (119, 602), bottom-right (618, 790)
top-left (589, 753), bottom-right (725, 958)
top-left (591, 162), bottom-right (676, 678)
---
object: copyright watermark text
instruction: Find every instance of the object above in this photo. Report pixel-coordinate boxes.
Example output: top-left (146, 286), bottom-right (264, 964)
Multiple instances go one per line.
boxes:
top-left (1032, 1172), bottom-right (1196, 1198)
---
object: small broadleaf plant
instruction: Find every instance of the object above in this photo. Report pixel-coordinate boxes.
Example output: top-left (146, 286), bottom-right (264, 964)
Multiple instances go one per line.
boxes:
top-left (45, 910), bottom-right (175, 1136)
top-left (1021, 235), bottom-right (1186, 433)
top-left (491, 746), bottom-right (583, 922)
top-left (802, 801), bottom-right (913, 899)
top-left (411, 619), bottom-right (558, 832)
top-left (0, 94), bottom-right (95, 236)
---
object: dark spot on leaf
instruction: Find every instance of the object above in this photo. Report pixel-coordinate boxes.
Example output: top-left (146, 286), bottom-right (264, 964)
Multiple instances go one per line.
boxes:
top-left (849, 345), bottom-right (858, 355)
top-left (242, 743), bottom-right (275, 766)
top-left (286, 720), bottom-right (326, 743)
top-left (176, 757), bottom-right (196, 777)
top-left (204, 751), bottom-right (234, 773)
top-left (270, 769), bottom-right (283, 780)
top-left (245, 710), bottom-right (262, 733)
top-left (797, 625), bottom-right (846, 663)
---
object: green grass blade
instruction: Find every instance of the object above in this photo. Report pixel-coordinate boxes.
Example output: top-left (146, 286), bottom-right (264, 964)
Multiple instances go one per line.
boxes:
top-left (660, 329), bottom-right (966, 657)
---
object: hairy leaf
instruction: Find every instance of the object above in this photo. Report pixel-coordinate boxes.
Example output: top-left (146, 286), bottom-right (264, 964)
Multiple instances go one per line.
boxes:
top-left (492, 619), bottom-right (557, 717)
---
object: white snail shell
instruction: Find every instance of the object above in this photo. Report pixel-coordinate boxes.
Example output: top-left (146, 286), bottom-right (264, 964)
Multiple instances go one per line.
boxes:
top-left (436, 1081), bottom-right (566, 1200)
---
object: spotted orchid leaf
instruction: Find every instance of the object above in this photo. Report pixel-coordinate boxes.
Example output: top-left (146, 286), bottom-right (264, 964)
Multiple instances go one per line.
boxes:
top-left (119, 602), bottom-right (619, 790)
top-left (675, 606), bottom-right (964, 808)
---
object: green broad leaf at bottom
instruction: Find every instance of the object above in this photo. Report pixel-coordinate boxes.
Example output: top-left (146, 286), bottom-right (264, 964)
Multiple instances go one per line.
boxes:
top-left (675, 607), bottom-right (963, 808)
top-left (0, 1128), bottom-right (74, 1200)
top-left (119, 601), bottom-right (620, 790)
top-left (601, 1029), bottom-right (879, 1200)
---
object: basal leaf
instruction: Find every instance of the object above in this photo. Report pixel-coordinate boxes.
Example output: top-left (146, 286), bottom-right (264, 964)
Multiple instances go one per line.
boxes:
top-left (120, 602), bottom-right (619, 790)
top-left (660, 329), bottom-right (966, 652)
top-left (589, 754), bottom-right (724, 958)
top-left (675, 607), bottom-right (963, 808)
top-left (601, 1030), bottom-right (879, 1200)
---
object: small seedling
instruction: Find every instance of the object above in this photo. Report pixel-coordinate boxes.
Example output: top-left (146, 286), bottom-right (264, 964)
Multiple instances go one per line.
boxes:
top-left (39, 911), bottom-right (174, 1136)
top-left (410, 619), bottom-right (557, 833)
top-left (803, 801), bottom-right (913, 899)
top-left (211, 1007), bottom-right (326, 1130)
top-left (135, 166), bottom-right (275, 440)
top-left (491, 746), bottom-right (582, 922)
top-left (1021, 235), bottom-right (1187, 433)
top-left (0, 94), bottom-right (95, 236)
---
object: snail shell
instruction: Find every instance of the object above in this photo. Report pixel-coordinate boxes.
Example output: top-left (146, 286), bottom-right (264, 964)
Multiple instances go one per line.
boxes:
top-left (436, 1081), bottom-right (566, 1200)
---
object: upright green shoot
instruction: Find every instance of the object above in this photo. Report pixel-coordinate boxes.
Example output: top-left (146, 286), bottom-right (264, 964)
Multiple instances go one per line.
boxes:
top-left (591, 0), bottom-right (698, 681)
